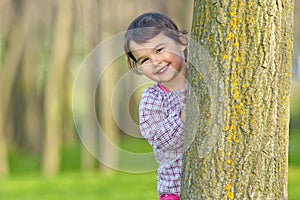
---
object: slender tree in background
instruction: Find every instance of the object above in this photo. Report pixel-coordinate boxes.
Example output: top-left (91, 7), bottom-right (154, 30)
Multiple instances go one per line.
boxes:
top-left (0, 0), bottom-right (194, 177)
top-left (95, 0), bottom-right (168, 172)
top-left (76, 0), bottom-right (100, 172)
top-left (0, 0), bottom-right (36, 177)
top-left (181, 0), bottom-right (293, 199)
top-left (22, 4), bottom-right (42, 153)
top-left (43, 0), bottom-right (74, 176)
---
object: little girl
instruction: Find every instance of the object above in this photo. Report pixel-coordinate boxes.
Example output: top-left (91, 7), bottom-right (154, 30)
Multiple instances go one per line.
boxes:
top-left (124, 12), bottom-right (187, 200)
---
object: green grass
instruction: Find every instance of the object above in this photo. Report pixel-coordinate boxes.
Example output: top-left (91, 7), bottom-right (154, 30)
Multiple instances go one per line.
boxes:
top-left (1, 129), bottom-right (299, 199)
top-left (289, 166), bottom-right (300, 200)
top-left (0, 167), bottom-right (299, 199)
top-left (0, 172), bottom-right (157, 200)
top-left (289, 129), bottom-right (300, 166)
top-left (289, 129), bottom-right (300, 199)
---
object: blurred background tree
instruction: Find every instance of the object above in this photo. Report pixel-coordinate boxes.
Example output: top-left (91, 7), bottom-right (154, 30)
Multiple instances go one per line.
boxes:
top-left (0, 0), bottom-right (194, 177)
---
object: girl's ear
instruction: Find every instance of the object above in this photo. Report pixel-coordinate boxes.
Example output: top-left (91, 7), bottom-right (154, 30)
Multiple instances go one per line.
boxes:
top-left (179, 35), bottom-right (188, 52)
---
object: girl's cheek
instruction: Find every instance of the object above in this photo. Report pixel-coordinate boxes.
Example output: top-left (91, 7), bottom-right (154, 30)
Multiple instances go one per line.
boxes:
top-left (162, 51), bottom-right (173, 61)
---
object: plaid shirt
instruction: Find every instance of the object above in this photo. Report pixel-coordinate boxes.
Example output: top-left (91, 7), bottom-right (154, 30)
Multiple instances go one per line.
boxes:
top-left (139, 83), bottom-right (185, 197)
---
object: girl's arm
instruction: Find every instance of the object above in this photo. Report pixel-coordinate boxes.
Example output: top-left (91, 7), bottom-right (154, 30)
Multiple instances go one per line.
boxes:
top-left (139, 91), bottom-right (185, 151)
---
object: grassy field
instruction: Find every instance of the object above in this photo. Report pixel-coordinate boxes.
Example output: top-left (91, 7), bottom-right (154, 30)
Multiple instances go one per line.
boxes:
top-left (289, 166), bottom-right (300, 200)
top-left (289, 130), bottom-right (300, 199)
top-left (0, 167), bottom-right (299, 200)
top-left (0, 131), bottom-right (299, 199)
top-left (0, 171), bottom-right (157, 200)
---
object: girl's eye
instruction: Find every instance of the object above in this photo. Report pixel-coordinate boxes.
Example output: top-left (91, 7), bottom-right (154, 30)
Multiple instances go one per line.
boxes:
top-left (156, 47), bottom-right (164, 54)
top-left (140, 58), bottom-right (149, 64)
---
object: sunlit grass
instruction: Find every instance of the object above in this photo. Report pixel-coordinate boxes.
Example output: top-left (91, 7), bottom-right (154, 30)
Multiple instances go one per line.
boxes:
top-left (2, 128), bottom-right (299, 199)
top-left (288, 128), bottom-right (300, 199)
top-left (289, 166), bottom-right (300, 200)
top-left (289, 129), bottom-right (300, 166)
top-left (0, 171), bottom-right (157, 200)
top-left (0, 166), bottom-right (299, 199)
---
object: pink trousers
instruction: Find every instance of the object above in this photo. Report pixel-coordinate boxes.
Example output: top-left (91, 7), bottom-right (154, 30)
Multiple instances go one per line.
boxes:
top-left (160, 194), bottom-right (180, 200)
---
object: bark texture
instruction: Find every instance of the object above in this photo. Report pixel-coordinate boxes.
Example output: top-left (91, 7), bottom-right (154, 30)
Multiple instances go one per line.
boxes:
top-left (181, 0), bottom-right (293, 199)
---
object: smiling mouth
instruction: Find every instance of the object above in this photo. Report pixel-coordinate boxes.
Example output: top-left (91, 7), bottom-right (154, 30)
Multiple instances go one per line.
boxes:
top-left (156, 65), bottom-right (169, 75)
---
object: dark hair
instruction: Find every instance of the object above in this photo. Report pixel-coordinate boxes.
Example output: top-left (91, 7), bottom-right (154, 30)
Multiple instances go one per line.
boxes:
top-left (124, 12), bottom-right (187, 74)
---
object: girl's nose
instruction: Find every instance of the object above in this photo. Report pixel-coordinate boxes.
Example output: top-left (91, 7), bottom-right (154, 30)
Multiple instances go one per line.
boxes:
top-left (152, 54), bottom-right (162, 67)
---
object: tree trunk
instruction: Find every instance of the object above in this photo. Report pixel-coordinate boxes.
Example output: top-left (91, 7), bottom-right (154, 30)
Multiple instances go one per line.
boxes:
top-left (97, 0), bottom-right (120, 172)
top-left (181, 0), bottom-right (293, 199)
top-left (75, 0), bottom-right (100, 172)
top-left (22, 19), bottom-right (42, 153)
top-left (43, 0), bottom-right (74, 176)
top-left (0, 0), bottom-right (36, 178)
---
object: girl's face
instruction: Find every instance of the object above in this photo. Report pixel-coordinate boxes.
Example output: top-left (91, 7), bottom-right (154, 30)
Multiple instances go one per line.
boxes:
top-left (129, 33), bottom-right (187, 91)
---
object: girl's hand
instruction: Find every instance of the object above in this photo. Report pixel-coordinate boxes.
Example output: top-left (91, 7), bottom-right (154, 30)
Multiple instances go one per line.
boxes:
top-left (180, 89), bottom-right (186, 123)
top-left (180, 105), bottom-right (186, 123)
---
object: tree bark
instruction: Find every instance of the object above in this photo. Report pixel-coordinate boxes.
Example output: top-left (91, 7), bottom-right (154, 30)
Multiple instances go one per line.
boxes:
top-left (181, 0), bottom-right (293, 199)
